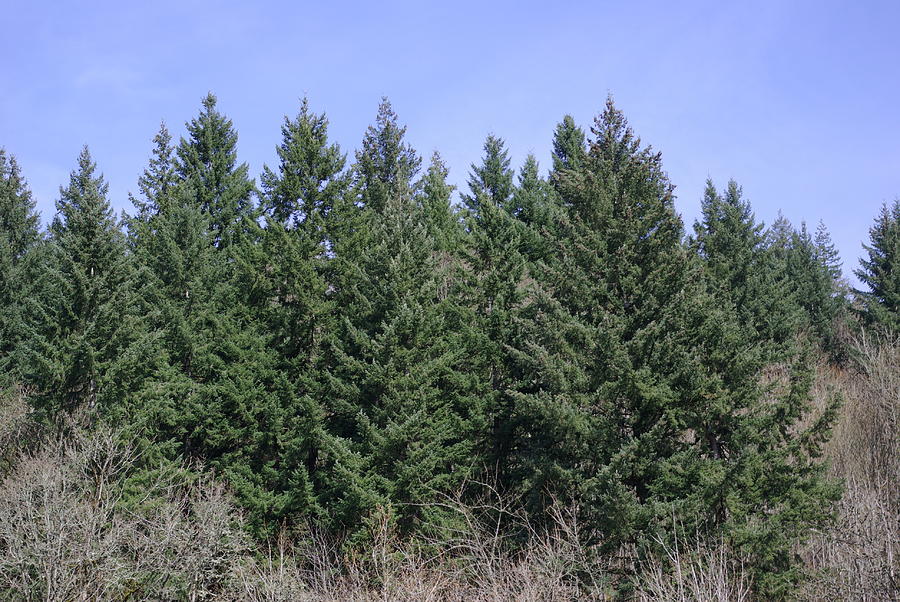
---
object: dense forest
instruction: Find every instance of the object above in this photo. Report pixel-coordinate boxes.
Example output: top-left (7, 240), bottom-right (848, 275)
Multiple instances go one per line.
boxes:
top-left (0, 94), bottom-right (897, 600)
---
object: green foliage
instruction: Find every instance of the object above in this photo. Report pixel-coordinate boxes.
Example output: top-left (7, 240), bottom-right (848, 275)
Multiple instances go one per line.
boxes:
top-left (321, 108), bottom-right (479, 535)
top-left (0, 149), bottom-right (41, 366)
top-left (790, 222), bottom-right (848, 352)
top-left (126, 122), bottom-right (177, 246)
top-left (459, 136), bottom-right (532, 491)
top-left (417, 151), bottom-right (461, 253)
top-left (326, 187), bottom-right (478, 535)
top-left (528, 99), bottom-right (838, 597)
top-left (260, 97), bottom-right (347, 233)
top-left (855, 200), bottom-right (900, 331)
top-left (353, 98), bottom-right (421, 214)
top-left (693, 180), bottom-right (803, 353)
top-left (3, 93), bottom-right (855, 599)
top-left (175, 93), bottom-right (256, 249)
top-left (462, 134), bottom-right (514, 217)
top-left (13, 147), bottom-right (153, 416)
top-left (511, 154), bottom-right (558, 263)
top-left (551, 114), bottom-right (587, 176)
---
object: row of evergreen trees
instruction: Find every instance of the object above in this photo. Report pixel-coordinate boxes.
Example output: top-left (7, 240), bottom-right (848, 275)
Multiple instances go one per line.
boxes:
top-left (1, 94), bottom-right (897, 597)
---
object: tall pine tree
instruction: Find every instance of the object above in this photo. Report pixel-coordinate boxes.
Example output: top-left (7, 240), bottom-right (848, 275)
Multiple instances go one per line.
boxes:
top-left (175, 93), bottom-right (256, 249)
top-left (532, 100), bottom-right (837, 596)
top-left (321, 108), bottom-right (477, 535)
top-left (0, 150), bottom-right (41, 367)
top-left (854, 200), bottom-right (900, 331)
top-left (417, 151), bottom-right (461, 254)
top-left (692, 179), bottom-right (800, 352)
top-left (126, 122), bottom-right (177, 247)
top-left (15, 147), bottom-right (152, 416)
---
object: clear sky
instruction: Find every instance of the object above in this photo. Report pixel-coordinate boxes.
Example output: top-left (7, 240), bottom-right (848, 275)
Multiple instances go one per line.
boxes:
top-left (2, 0), bottom-right (898, 283)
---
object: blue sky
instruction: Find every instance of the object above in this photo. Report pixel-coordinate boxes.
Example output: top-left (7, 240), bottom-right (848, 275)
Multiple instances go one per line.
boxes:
top-left (2, 0), bottom-right (898, 283)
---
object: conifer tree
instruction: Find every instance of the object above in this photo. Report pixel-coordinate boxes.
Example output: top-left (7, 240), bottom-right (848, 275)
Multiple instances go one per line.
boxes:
top-left (417, 151), bottom-right (460, 253)
top-left (551, 114), bottom-right (587, 176)
top-left (692, 179), bottom-right (799, 351)
top-left (511, 154), bottom-right (557, 262)
top-left (459, 137), bottom-right (531, 490)
top-left (324, 181), bottom-right (478, 534)
top-left (222, 98), bottom-right (350, 528)
top-left (785, 221), bottom-right (847, 349)
top-left (815, 220), bottom-right (843, 284)
top-left (531, 101), bottom-right (837, 596)
top-left (353, 98), bottom-right (421, 214)
top-left (0, 150), bottom-right (41, 364)
top-left (0, 150), bottom-right (40, 264)
top-left (127, 191), bottom-right (317, 534)
top-left (254, 97), bottom-right (346, 364)
top-left (14, 147), bottom-right (152, 415)
top-left (321, 109), bottom-right (477, 534)
top-left (854, 200), bottom-right (900, 330)
top-left (175, 93), bottom-right (256, 249)
top-left (462, 134), bottom-right (514, 217)
top-left (126, 122), bottom-right (177, 246)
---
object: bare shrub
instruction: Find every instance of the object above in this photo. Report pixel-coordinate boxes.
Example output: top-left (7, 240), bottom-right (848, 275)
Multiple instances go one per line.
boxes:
top-left (0, 384), bottom-right (45, 477)
top-left (0, 426), bottom-right (249, 601)
top-left (800, 329), bottom-right (899, 600)
top-left (226, 485), bottom-right (612, 601)
top-left (635, 537), bottom-right (752, 602)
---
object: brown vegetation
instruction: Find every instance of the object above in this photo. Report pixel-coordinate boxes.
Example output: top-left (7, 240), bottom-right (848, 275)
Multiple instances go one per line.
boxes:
top-left (0, 331), bottom-right (896, 600)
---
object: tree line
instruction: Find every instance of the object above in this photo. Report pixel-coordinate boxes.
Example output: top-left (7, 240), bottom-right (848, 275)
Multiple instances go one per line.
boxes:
top-left (1, 93), bottom-right (898, 598)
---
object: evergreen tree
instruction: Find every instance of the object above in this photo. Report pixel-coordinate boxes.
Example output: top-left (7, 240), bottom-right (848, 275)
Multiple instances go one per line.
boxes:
top-left (352, 98), bottom-right (421, 214)
top-left (323, 182), bottom-right (478, 534)
top-left (127, 192), bottom-right (317, 535)
top-left (459, 139), bottom-right (530, 491)
top-left (531, 101), bottom-right (837, 596)
top-left (254, 97), bottom-right (346, 363)
top-left (692, 179), bottom-right (799, 351)
top-left (814, 220), bottom-right (843, 283)
top-left (551, 114), bottom-right (587, 176)
top-left (0, 150), bottom-right (40, 264)
top-left (854, 200), bottom-right (900, 331)
top-left (511, 153), bottom-right (557, 262)
top-left (15, 147), bottom-right (153, 415)
top-left (320, 110), bottom-right (478, 534)
top-left (462, 134), bottom-right (514, 217)
top-left (417, 151), bottom-right (460, 253)
top-left (175, 93), bottom-right (256, 249)
top-left (219, 98), bottom-right (351, 529)
top-left (0, 150), bottom-right (41, 365)
top-left (260, 97), bottom-right (346, 233)
top-left (127, 122), bottom-right (177, 246)
top-left (786, 221), bottom-right (847, 350)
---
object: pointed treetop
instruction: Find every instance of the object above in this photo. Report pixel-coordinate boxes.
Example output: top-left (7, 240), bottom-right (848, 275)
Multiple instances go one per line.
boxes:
top-left (0, 149), bottom-right (40, 260)
top-left (354, 97), bottom-right (421, 213)
top-left (131, 121), bottom-right (176, 221)
top-left (175, 92), bottom-right (255, 248)
top-left (552, 115), bottom-right (587, 175)
top-left (53, 145), bottom-right (112, 231)
top-left (51, 146), bottom-right (123, 275)
top-left (511, 153), bottom-right (552, 225)
top-left (854, 200), bottom-right (900, 328)
top-left (590, 95), bottom-right (648, 171)
top-left (814, 220), bottom-right (842, 281)
top-left (418, 151), bottom-right (459, 252)
top-left (261, 96), bottom-right (346, 231)
top-left (463, 134), bottom-right (514, 216)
